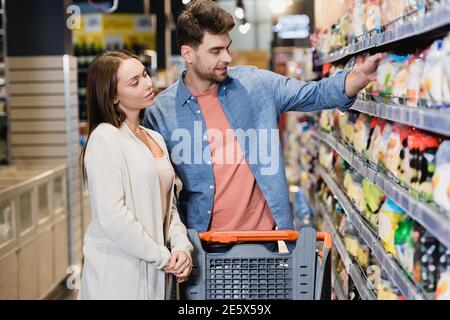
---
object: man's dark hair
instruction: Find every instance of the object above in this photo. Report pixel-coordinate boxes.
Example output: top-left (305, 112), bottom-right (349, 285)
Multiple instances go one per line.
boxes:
top-left (177, 0), bottom-right (235, 49)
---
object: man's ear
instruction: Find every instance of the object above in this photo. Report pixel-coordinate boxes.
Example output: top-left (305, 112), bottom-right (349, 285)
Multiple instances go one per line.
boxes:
top-left (181, 45), bottom-right (194, 64)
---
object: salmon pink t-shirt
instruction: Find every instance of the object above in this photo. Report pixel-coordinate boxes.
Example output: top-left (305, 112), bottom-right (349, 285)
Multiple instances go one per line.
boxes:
top-left (194, 86), bottom-right (275, 231)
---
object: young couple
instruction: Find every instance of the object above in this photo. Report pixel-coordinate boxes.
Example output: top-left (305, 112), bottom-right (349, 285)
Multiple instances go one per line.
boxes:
top-left (78, 0), bottom-right (383, 300)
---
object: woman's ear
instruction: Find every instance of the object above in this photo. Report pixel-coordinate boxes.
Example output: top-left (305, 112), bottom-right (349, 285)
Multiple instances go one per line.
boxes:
top-left (181, 45), bottom-right (193, 64)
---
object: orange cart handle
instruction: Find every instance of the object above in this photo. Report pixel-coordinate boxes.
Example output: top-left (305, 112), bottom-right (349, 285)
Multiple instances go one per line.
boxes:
top-left (199, 230), bottom-right (299, 243)
top-left (199, 230), bottom-right (333, 246)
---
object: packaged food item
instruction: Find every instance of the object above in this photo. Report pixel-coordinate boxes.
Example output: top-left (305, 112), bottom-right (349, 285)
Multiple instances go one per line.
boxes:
top-left (319, 110), bottom-right (333, 133)
top-left (436, 246), bottom-right (450, 300)
top-left (405, 129), bottom-right (424, 189)
top-left (436, 269), bottom-right (450, 300)
top-left (343, 111), bottom-right (359, 147)
top-left (407, 54), bottom-right (425, 107)
top-left (394, 217), bottom-right (415, 276)
top-left (386, 0), bottom-right (405, 22)
top-left (354, 113), bottom-right (371, 155)
top-left (377, 270), bottom-right (402, 300)
top-left (380, 0), bottom-right (392, 28)
top-left (367, 118), bottom-right (388, 165)
top-left (334, 202), bottom-right (346, 232)
top-left (420, 40), bottom-right (446, 107)
top-left (332, 109), bottom-right (343, 140)
top-left (333, 154), bottom-right (349, 186)
top-left (377, 122), bottom-right (394, 168)
top-left (378, 198), bottom-right (406, 255)
top-left (348, 171), bottom-right (366, 213)
top-left (336, 110), bottom-right (349, 142)
top-left (352, 0), bottom-right (365, 38)
top-left (372, 55), bottom-right (396, 102)
top-left (344, 219), bottom-right (360, 258)
top-left (374, 54), bottom-right (409, 104)
top-left (366, 253), bottom-right (380, 292)
top-left (333, 256), bottom-right (346, 300)
top-left (363, 179), bottom-right (386, 230)
top-left (338, 213), bottom-right (347, 238)
top-left (413, 224), bottom-right (439, 293)
top-left (442, 33), bottom-right (450, 108)
top-left (432, 140), bottom-right (450, 212)
top-left (416, 133), bottom-right (441, 201)
top-left (293, 188), bottom-right (315, 229)
top-left (339, 266), bottom-right (350, 298)
top-left (392, 57), bottom-right (410, 105)
top-left (357, 240), bottom-right (370, 269)
top-left (319, 144), bottom-right (334, 172)
top-left (398, 127), bottom-right (415, 187)
top-left (365, 0), bottom-right (381, 33)
top-left (382, 125), bottom-right (413, 179)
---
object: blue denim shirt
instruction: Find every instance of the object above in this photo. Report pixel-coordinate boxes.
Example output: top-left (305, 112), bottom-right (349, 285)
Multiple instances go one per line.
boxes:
top-left (144, 66), bottom-right (355, 231)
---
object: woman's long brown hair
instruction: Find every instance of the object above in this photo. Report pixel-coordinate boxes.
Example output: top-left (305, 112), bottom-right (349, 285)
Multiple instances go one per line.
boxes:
top-left (80, 50), bottom-right (139, 181)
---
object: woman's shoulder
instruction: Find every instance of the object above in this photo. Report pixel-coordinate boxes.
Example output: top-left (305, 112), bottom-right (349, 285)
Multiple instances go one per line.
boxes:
top-left (86, 123), bottom-right (122, 151)
top-left (91, 123), bottom-right (121, 137)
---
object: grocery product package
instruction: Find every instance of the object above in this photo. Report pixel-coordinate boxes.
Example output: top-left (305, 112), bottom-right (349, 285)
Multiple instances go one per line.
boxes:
top-left (363, 179), bottom-right (386, 230)
top-left (378, 198), bottom-right (407, 255)
top-left (367, 118), bottom-right (388, 165)
top-left (432, 140), bottom-right (450, 212)
top-left (354, 113), bottom-right (372, 155)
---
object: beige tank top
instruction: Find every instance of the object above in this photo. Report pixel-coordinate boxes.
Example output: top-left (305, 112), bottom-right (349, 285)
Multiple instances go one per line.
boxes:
top-left (154, 156), bottom-right (175, 219)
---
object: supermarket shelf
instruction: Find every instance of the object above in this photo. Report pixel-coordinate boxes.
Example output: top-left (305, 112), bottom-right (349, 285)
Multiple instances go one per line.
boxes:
top-left (321, 205), bottom-right (352, 271)
top-left (315, 130), bottom-right (377, 183)
top-left (351, 99), bottom-right (450, 137)
top-left (318, 166), bottom-right (428, 300)
top-left (316, 4), bottom-right (450, 65)
top-left (299, 162), bottom-right (317, 185)
top-left (299, 141), bottom-right (317, 158)
top-left (332, 269), bottom-right (347, 301)
top-left (320, 202), bottom-right (376, 300)
top-left (316, 130), bottom-right (450, 249)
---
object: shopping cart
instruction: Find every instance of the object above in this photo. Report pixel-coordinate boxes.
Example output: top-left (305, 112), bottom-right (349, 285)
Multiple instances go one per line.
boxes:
top-left (183, 227), bottom-right (332, 300)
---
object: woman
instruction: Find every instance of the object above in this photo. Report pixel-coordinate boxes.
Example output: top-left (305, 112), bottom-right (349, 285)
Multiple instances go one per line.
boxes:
top-left (78, 51), bottom-right (193, 300)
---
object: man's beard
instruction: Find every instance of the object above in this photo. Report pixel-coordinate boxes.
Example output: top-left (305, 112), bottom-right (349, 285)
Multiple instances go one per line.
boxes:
top-left (195, 65), bottom-right (228, 83)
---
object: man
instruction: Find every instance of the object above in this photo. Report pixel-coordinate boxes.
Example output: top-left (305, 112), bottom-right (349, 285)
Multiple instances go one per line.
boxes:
top-left (144, 0), bottom-right (382, 234)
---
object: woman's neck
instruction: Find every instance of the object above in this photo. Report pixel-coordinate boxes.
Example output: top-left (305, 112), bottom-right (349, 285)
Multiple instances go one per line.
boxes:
top-left (124, 111), bottom-right (141, 134)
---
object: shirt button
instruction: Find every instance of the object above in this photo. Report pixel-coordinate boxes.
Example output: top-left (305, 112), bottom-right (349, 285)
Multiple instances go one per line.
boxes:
top-left (203, 135), bottom-right (208, 141)
top-left (207, 161), bottom-right (211, 165)
top-left (197, 110), bottom-right (201, 114)
top-left (208, 210), bottom-right (211, 214)
top-left (210, 185), bottom-right (214, 189)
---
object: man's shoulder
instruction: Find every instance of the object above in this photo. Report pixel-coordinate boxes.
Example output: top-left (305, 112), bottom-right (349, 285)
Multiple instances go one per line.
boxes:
top-left (228, 65), bottom-right (275, 83)
top-left (155, 81), bottom-right (179, 101)
top-left (228, 65), bottom-right (259, 77)
top-left (148, 82), bottom-right (180, 117)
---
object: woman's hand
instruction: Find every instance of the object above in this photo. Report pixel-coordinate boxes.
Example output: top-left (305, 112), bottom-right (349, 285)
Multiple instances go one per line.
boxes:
top-left (164, 250), bottom-right (192, 283)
